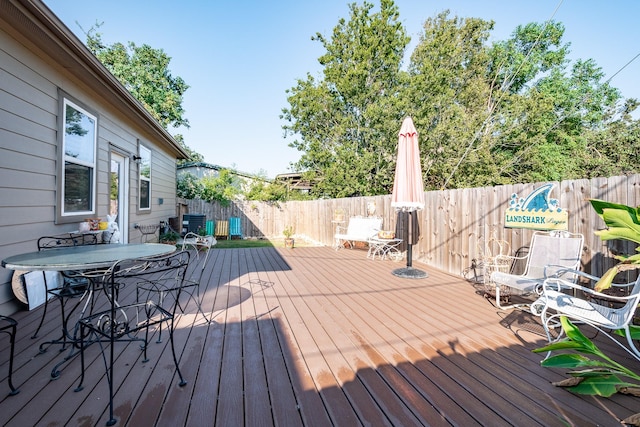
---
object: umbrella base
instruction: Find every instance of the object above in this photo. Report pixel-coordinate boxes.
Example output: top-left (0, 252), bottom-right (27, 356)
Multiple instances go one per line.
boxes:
top-left (392, 267), bottom-right (428, 279)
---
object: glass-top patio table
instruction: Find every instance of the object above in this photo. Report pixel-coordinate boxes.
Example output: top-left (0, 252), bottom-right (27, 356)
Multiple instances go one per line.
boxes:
top-left (1, 243), bottom-right (177, 378)
top-left (2, 243), bottom-right (176, 272)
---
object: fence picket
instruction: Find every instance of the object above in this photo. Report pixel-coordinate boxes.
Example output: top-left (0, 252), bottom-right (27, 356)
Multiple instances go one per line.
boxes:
top-left (182, 174), bottom-right (640, 278)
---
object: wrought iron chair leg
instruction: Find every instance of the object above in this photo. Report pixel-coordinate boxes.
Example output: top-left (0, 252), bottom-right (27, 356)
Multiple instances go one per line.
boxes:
top-left (106, 338), bottom-right (117, 426)
top-left (74, 322), bottom-right (89, 393)
top-left (1, 316), bottom-right (19, 396)
top-left (169, 316), bottom-right (187, 387)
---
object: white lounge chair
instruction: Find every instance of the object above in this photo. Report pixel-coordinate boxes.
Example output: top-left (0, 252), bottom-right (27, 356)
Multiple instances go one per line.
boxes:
top-left (540, 272), bottom-right (640, 361)
top-left (490, 230), bottom-right (584, 311)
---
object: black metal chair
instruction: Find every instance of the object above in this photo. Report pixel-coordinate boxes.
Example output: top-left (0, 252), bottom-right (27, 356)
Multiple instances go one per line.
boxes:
top-left (75, 251), bottom-right (190, 426)
top-left (32, 233), bottom-right (99, 341)
top-left (0, 315), bottom-right (19, 396)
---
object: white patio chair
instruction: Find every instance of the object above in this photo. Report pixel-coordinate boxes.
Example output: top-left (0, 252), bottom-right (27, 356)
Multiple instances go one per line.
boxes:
top-left (490, 230), bottom-right (584, 311)
top-left (540, 273), bottom-right (640, 361)
top-left (139, 232), bottom-right (216, 336)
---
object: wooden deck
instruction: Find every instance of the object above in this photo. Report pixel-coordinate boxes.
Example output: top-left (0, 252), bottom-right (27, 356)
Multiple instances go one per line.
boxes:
top-left (0, 246), bottom-right (638, 426)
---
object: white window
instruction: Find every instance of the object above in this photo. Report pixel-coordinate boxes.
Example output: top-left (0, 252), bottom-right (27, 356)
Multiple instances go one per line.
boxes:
top-left (61, 98), bottom-right (97, 217)
top-left (138, 143), bottom-right (151, 210)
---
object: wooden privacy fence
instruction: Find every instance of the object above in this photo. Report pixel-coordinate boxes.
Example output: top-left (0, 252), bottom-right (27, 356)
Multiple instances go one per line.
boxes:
top-left (183, 174), bottom-right (640, 279)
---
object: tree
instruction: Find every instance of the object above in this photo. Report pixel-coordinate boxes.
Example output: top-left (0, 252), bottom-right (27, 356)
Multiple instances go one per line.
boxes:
top-left (406, 11), bottom-right (495, 190)
top-left (86, 27), bottom-right (190, 130)
top-left (581, 106), bottom-right (640, 178)
top-left (176, 173), bottom-right (202, 200)
top-left (244, 180), bottom-right (289, 202)
top-left (173, 134), bottom-right (204, 166)
top-left (177, 169), bottom-right (241, 206)
top-left (283, 4), bottom-right (640, 196)
top-left (488, 28), bottom-right (625, 185)
top-left (282, 0), bottom-right (410, 198)
top-left (200, 169), bottom-right (240, 206)
top-left (86, 25), bottom-right (207, 179)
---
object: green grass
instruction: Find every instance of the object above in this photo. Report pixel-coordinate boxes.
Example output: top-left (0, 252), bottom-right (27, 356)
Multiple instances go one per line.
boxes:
top-left (213, 238), bottom-right (275, 249)
top-left (211, 237), bottom-right (318, 249)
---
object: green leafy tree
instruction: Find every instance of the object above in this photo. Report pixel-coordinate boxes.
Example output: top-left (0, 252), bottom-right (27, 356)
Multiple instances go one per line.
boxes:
top-left (283, 4), bottom-right (640, 196)
top-left (86, 27), bottom-right (189, 130)
top-left (86, 25), bottom-right (207, 183)
top-left (492, 55), bottom-right (624, 185)
top-left (177, 169), bottom-right (240, 205)
top-left (176, 173), bottom-right (202, 200)
top-left (244, 180), bottom-right (289, 202)
top-left (580, 99), bottom-right (640, 178)
top-left (406, 11), bottom-right (495, 190)
top-left (282, 0), bottom-right (410, 198)
top-left (200, 169), bottom-right (240, 206)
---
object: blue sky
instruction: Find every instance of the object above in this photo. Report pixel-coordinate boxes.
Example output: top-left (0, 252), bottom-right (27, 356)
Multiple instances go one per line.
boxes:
top-left (44, 0), bottom-right (640, 178)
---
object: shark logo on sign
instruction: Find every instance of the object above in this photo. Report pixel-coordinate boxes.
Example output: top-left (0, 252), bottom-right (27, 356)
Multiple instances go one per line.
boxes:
top-left (504, 183), bottom-right (568, 230)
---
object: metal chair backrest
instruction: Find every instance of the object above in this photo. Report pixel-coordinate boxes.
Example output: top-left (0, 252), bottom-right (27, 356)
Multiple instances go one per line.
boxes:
top-left (524, 231), bottom-right (583, 279)
top-left (102, 251), bottom-right (191, 315)
top-left (38, 233), bottom-right (98, 250)
top-left (180, 232), bottom-right (214, 281)
top-left (77, 250), bottom-right (190, 426)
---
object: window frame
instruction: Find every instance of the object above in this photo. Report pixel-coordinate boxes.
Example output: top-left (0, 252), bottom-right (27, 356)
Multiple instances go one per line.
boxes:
top-left (137, 142), bottom-right (152, 212)
top-left (55, 92), bottom-right (98, 224)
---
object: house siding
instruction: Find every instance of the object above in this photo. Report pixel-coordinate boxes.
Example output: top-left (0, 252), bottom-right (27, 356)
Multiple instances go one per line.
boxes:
top-left (0, 10), bottom-right (182, 311)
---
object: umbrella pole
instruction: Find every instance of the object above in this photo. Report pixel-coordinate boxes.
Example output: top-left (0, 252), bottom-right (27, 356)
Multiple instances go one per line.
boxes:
top-left (407, 211), bottom-right (413, 268)
top-left (392, 210), bottom-right (428, 279)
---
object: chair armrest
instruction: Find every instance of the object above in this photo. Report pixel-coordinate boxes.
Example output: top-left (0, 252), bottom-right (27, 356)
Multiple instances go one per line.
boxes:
top-left (542, 277), bottom-right (637, 303)
top-left (544, 268), bottom-right (636, 289)
top-left (181, 232), bottom-right (215, 250)
top-left (542, 266), bottom-right (587, 281)
top-left (494, 253), bottom-right (527, 264)
top-left (196, 235), bottom-right (215, 247)
top-left (542, 267), bottom-right (599, 281)
top-left (335, 225), bottom-right (348, 234)
top-left (203, 235), bottom-right (217, 247)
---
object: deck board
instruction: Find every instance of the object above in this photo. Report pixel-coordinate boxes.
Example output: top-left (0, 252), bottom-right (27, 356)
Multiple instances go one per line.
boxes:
top-left (1, 246), bottom-right (638, 426)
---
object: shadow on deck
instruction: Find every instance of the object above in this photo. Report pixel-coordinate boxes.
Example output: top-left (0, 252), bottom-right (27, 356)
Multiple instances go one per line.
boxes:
top-left (0, 246), bottom-right (638, 426)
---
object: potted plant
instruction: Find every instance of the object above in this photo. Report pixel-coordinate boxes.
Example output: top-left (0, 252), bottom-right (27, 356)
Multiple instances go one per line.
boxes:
top-left (283, 225), bottom-right (295, 248)
top-left (159, 230), bottom-right (180, 245)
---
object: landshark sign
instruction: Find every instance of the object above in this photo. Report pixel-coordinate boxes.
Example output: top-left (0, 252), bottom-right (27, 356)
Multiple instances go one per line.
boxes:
top-left (504, 183), bottom-right (568, 230)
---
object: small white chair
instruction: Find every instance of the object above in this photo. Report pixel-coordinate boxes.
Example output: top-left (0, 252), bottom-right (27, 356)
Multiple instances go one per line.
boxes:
top-left (179, 232), bottom-right (216, 321)
top-left (540, 272), bottom-right (640, 361)
top-left (490, 231), bottom-right (584, 311)
top-left (479, 238), bottom-right (512, 297)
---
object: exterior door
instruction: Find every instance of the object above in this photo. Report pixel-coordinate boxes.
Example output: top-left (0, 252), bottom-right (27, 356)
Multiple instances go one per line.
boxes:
top-left (109, 151), bottom-right (129, 243)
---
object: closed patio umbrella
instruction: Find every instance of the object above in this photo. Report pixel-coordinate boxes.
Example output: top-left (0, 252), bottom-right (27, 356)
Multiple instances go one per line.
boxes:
top-left (391, 117), bottom-right (427, 279)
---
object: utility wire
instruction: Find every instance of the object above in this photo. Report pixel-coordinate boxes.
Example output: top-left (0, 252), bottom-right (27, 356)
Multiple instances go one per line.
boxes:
top-left (442, 0), bottom-right (640, 188)
top-left (496, 49), bottom-right (640, 177)
top-left (440, 0), bottom-right (564, 190)
top-left (606, 52), bottom-right (640, 84)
